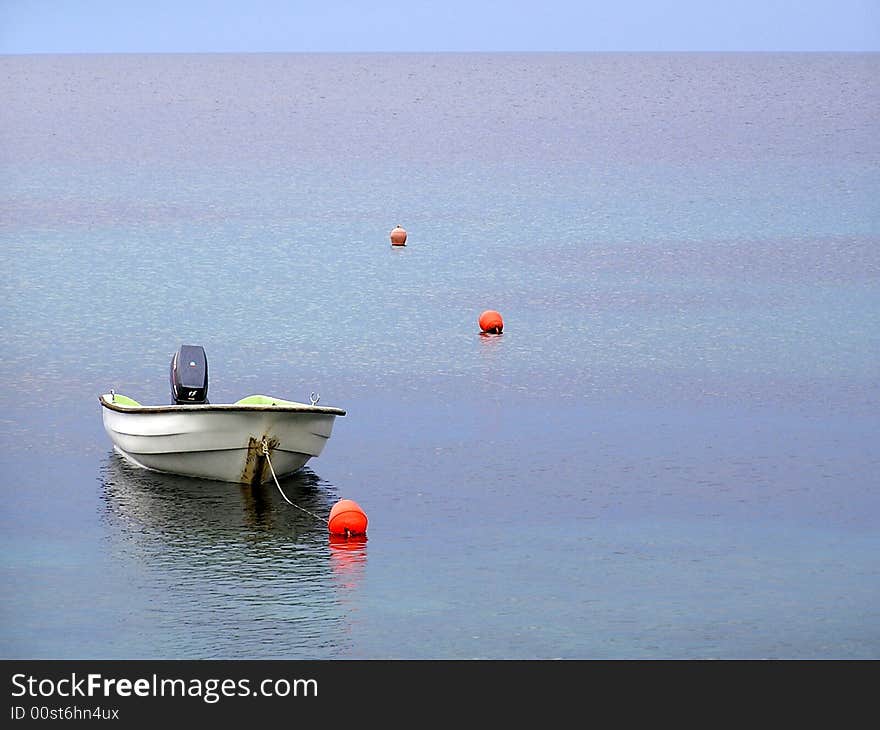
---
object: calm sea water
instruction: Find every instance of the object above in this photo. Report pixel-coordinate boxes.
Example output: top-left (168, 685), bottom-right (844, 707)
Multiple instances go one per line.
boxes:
top-left (1, 53), bottom-right (878, 659)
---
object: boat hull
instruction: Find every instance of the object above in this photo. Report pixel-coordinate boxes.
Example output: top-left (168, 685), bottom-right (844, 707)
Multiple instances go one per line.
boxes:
top-left (100, 394), bottom-right (344, 485)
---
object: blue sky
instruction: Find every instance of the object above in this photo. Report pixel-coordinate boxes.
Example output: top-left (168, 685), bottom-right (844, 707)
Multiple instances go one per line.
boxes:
top-left (1, 0), bottom-right (878, 53)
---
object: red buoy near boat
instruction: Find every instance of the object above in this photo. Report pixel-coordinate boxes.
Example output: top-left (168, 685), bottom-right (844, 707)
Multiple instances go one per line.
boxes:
top-left (479, 309), bottom-right (504, 334)
top-left (328, 499), bottom-right (368, 536)
top-left (390, 225), bottom-right (407, 246)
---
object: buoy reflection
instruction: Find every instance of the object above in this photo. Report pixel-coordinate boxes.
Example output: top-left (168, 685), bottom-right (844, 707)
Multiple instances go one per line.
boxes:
top-left (328, 533), bottom-right (368, 589)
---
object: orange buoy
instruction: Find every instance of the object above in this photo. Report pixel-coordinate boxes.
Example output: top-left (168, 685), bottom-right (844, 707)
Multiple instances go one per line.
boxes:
top-left (329, 533), bottom-right (367, 548)
top-left (328, 498), bottom-right (368, 536)
top-left (479, 309), bottom-right (504, 334)
top-left (390, 225), bottom-right (407, 246)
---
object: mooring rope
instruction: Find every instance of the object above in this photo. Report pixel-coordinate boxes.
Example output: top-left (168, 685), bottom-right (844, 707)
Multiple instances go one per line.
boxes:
top-left (261, 438), bottom-right (328, 524)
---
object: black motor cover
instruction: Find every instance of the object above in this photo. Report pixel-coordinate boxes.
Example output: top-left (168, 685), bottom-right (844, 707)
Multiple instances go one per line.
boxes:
top-left (170, 345), bottom-right (209, 404)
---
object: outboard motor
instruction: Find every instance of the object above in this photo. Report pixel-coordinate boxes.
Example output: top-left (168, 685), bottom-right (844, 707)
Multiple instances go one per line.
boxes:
top-left (170, 344), bottom-right (209, 404)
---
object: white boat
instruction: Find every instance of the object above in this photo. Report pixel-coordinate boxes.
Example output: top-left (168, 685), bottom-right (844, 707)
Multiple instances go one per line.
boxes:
top-left (99, 345), bottom-right (346, 486)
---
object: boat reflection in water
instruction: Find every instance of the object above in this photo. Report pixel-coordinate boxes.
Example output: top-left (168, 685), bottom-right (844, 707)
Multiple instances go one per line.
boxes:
top-left (101, 451), bottom-right (339, 536)
top-left (98, 453), bottom-right (367, 658)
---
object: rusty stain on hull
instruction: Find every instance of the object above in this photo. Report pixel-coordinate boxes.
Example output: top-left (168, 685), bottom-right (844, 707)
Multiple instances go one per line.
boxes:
top-left (242, 435), bottom-right (279, 486)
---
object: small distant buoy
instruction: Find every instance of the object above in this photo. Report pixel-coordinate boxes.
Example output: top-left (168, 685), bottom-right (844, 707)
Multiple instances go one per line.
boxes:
top-left (328, 498), bottom-right (368, 536)
top-left (390, 225), bottom-right (407, 246)
top-left (479, 309), bottom-right (504, 334)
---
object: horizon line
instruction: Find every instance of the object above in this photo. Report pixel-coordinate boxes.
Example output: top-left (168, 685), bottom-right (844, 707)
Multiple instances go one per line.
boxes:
top-left (3, 49), bottom-right (879, 56)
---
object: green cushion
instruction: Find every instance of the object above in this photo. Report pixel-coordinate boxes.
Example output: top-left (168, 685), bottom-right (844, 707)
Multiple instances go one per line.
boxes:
top-left (111, 393), bottom-right (141, 406)
top-left (235, 394), bottom-right (296, 406)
